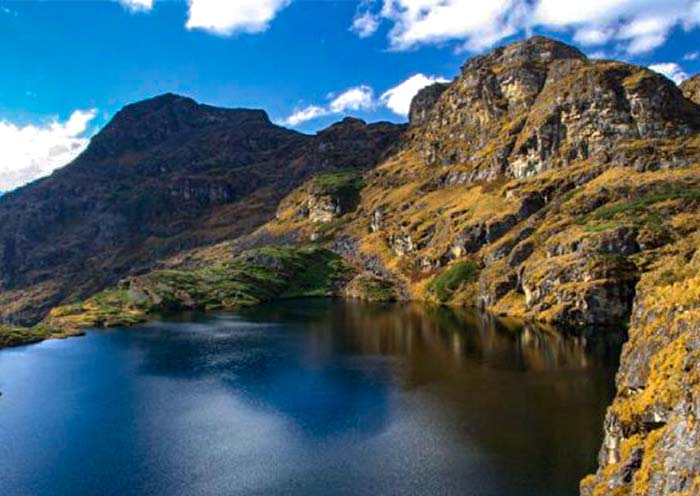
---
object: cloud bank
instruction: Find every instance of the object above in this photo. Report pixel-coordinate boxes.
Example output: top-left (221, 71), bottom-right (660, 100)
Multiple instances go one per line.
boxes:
top-left (120, 0), bottom-right (700, 55)
top-left (648, 62), bottom-right (689, 84)
top-left (0, 110), bottom-right (97, 191)
top-left (285, 86), bottom-right (376, 126)
top-left (284, 73), bottom-right (448, 126)
top-left (355, 0), bottom-right (700, 55)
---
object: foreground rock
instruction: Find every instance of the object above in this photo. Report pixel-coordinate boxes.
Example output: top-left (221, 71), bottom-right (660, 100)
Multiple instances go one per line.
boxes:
top-left (582, 235), bottom-right (700, 496)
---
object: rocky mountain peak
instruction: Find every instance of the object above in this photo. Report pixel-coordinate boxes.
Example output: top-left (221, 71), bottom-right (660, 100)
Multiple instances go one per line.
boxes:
top-left (82, 93), bottom-right (273, 161)
top-left (411, 35), bottom-right (700, 182)
top-left (462, 35), bottom-right (587, 74)
top-left (295, 117), bottom-right (404, 175)
top-left (319, 116), bottom-right (368, 133)
top-left (0, 92), bottom-right (404, 324)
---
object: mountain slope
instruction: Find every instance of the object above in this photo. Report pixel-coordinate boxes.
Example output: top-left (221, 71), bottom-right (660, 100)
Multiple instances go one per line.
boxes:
top-left (0, 94), bottom-right (403, 324)
top-left (258, 37), bottom-right (700, 327)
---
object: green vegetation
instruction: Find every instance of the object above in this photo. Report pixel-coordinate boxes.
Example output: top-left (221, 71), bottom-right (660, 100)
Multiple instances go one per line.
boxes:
top-left (121, 245), bottom-right (353, 312)
top-left (344, 273), bottom-right (397, 302)
top-left (311, 170), bottom-right (364, 195)
top-left (313, 218), bottom-right (349, 241)
top-left (0, 325), bottom-right (53, 348)
top-left (0, 245), bottom-right (354, 350)
top-left (583, 221), bottom-right (622, 233)
top-left (577, 187), bottom-right (700, 225)
top-left (428, 262), bottom-right (479, 302)
top-left (280, 248), bottom-right (353, 298)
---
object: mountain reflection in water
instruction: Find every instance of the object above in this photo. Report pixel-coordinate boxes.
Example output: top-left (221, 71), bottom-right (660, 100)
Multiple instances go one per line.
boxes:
top-left (0, 299), bottom-right (622, 496)
top-left (242, 299), bottom-right (622, 372)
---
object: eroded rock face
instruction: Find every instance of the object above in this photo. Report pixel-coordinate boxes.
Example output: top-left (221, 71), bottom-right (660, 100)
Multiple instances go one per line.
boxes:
top-left (306, 194), bottom-right (341, 223)
top-left (681, 74), bottom-right (700, 105)
top-left (408, 82), bottom-right (450, 126)
top-left (582, 238), bottom-right (700, 496)
top-left (413, 36), bottom-right (700, 180)
top-left (343, 37), bottom-right (700, 335)
top-left (522, 253), bottom-right (638, 328)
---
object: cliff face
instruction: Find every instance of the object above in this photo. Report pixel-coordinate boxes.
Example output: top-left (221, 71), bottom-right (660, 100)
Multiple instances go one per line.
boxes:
top-left (415, 36), bottom-right (700, 180)
top-left (582, 235), bottom-right (700, 495)
top-left (408, 82), bottom-right (449, 126)
top-left (0, 94), bottom-right (403, 324)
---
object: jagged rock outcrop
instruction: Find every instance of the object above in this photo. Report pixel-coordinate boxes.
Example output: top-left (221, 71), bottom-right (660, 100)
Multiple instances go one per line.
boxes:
top-left (408, 82), bottom-right (450, 126)
top-left (314, 37), bottom-right (700, 332)
top-left (412, 36), bottom-right (700, 180)
top-left (681, 74), bottom-right (700, 105)
top-left (0, 94), bottom-right (403, 324)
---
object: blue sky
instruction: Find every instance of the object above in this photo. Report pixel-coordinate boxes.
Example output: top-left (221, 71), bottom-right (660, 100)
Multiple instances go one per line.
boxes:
top-left (2, 0), bottom-right (700, 191)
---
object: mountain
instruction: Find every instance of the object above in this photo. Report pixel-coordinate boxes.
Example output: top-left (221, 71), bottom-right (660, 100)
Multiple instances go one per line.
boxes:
top-left (237, 37), bottom-right (700, 495)
top-left (0, 94), bottom-right (403, 324)
top-left (2, 36), bottom-right (700, 495)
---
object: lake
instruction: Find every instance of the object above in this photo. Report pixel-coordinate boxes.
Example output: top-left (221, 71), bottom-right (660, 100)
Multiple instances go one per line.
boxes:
top-left (0, 299), bottom-right (622, 496)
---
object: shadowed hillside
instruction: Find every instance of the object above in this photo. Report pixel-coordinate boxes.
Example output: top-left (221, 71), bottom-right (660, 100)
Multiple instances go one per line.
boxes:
top-left (0, 94), bottom-right (403, 324)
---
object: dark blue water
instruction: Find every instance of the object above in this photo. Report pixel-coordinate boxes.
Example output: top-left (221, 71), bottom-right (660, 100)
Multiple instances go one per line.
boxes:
top-left (0, 300), bottom-right (621, 496)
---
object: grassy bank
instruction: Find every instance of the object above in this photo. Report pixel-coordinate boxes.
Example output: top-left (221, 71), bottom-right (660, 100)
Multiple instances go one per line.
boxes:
top-left (0, 245), bottom-right (354, 350)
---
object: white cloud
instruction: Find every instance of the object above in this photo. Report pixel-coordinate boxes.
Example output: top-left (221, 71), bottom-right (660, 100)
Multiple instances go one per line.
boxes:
top-left (284, 105), bottom-right (330, 126)
top-left (535, 0), bottom-right (700, 55)
top-left (380, 0), bottom-right (527, 51)
top-left (283, 75), bottom-right (452, 126)
top-left (684, 51), bottom-right (700, 60)
top-left (284, 86), bottom-right (375, 126)
top-left (329, 85), bottom-right (375, 113)
top-left (587, 50), bottom-right (610, 60)
top-left (0, 109), bottom-right (97, 191)
top-left (615, 16), bottom-right (675, 54)
top-left (648, 62), bottom-right (689, 84)
top-left (380, 73), bottom-right (449, 116)
top-left (352, 11), bottom-right (380, 38)
top-left (185, 0), bottom-right (291, 36)
top-left (573, 27), bottom-right (614, 46)
top-left (120, 0), bottom-right (153, 12)
top-left (356, 0), bottom-right (700, 55)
